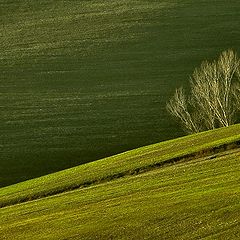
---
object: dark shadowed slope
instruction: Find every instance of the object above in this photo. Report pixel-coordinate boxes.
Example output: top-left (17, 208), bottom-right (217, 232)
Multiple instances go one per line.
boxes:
top-left (1, 0), bottom-right (240, 187)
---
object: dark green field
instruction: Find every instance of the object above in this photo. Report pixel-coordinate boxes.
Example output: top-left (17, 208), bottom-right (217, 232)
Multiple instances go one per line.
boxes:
top-left (1, 125), bottom-right (240, 239)
top-left (1, 1), bottom-right (240, 187)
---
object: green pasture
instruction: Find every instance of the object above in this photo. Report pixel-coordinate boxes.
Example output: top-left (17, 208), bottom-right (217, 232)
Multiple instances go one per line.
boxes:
top-left (1, 0), bottom-right (240, 186)
top-left (1, 132), bottom-right (240, 239)
top-left (1, 124), bottom-right (240, 208)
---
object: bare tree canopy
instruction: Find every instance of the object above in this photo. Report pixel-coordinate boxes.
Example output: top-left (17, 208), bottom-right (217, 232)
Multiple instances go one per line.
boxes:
top-left (167, 49), bottom-right (240, 134)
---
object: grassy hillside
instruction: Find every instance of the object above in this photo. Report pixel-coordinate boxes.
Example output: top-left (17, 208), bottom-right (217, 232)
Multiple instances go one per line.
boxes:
top-left (1, 124), bottom-right (240, 208)
top-left (1, 125), bottom-right (240, 239)
top-left (1, 0), bottom-right (240, 187)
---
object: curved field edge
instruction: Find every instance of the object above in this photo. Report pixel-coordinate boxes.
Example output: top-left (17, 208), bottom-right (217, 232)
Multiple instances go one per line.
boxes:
top-left (1, 124), bottom-right (240, 208)
top-left (1, 147), bottom-right (240, 239)
top-left (2, 0), bottom-right (240, 188)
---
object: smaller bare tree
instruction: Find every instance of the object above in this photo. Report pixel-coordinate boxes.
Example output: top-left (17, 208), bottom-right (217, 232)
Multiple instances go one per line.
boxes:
top-left (167, 49), bottom-right (240, 134)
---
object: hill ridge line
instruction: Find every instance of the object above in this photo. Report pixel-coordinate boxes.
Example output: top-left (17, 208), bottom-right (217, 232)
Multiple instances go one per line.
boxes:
top-left (1, 141), bottom-right (239, 209)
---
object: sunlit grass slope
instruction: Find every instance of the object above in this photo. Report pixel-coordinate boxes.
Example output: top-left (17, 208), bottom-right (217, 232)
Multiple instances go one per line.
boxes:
top-left (1, 127), bottom-right (240, 239)
top-left (1, 124), bottom-right (240, 208)
top-left (1, 0), bottom-right (240, 187)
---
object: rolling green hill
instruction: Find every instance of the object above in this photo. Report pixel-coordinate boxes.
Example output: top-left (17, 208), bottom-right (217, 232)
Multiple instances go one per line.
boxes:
top-left (1, 125), bottom-right (240, 239)
top-left (1, 0), bottom-right (240, 187)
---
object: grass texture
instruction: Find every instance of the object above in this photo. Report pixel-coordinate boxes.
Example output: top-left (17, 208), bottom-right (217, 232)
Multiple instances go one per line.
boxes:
top-left (1, 124), bottom-right (240, 208)
top-left (1, 0), bottom-right (240, 187)
top-left (0, 126), bottom-right (240, 239)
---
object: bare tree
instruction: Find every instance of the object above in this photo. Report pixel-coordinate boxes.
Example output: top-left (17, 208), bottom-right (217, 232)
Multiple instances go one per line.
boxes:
top-left (167, 49), bottom-right (240, 134)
